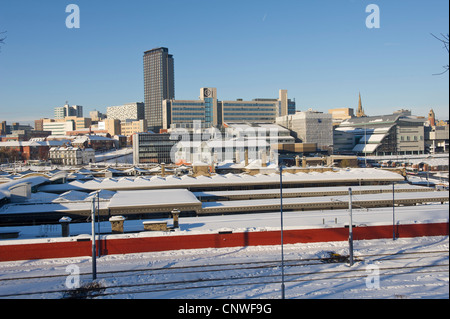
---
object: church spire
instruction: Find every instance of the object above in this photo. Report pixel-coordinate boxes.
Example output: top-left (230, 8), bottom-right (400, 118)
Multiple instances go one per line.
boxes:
top-left (356, 92), bottom-right (366, 117)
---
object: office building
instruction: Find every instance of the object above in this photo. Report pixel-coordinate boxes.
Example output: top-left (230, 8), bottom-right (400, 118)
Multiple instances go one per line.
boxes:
top-left (336, 113), bottom-right (426, 155)
top-left (43, 119), bottom-right (74, 136)
top-left (98, 119), bottom-right (121, 136)
top-left (106, 102), bottom-right (145, 122)
top-left (121, 119), bottom-right (148, 136)
top-left (143, 47), bottom-right (175, 132)
top-left (54, 104), bottom-right (83, 119)
top-left (133, 132), bottom-right (181, 164)
top-left (64, 116), bottom-right (92, 131)
top-left (276, 110), bottom-right (333, 152)
top-left (90, 110), bottom-right (105, 122)
top-left (163, 88), bottom-right (294, 129)
top-left (163, 88), bottom-right (218, 129)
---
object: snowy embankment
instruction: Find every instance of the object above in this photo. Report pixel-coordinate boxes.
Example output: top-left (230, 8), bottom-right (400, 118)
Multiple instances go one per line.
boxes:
top-left (94, 148), bottom-right (133, 163)
top-left (0, 236), bottom-right (447, 299)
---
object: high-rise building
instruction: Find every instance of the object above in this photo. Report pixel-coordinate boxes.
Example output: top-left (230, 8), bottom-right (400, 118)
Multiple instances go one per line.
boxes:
top-left (54, 104), bottom-right (83, 119)
top-left (143, 47), bottom-right (175, 132)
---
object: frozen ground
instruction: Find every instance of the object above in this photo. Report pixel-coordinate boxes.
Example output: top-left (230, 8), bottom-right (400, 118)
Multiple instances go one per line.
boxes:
top-left (0, 236), bottom-right (447, 299)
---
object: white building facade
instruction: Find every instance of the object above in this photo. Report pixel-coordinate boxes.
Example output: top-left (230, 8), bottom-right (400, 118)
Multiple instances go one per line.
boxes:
top-left (49, 147), bottom-right (95, 166)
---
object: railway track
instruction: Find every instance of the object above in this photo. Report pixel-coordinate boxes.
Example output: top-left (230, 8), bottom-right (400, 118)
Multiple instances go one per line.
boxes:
top-left (0, 249), bottom-right (447, 299)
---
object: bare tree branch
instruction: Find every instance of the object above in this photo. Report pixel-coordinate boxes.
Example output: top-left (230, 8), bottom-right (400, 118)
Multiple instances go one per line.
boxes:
top-left (431, 32), bottom-right (449, 75)
top-left (0, 31), bottom-right (6, 52)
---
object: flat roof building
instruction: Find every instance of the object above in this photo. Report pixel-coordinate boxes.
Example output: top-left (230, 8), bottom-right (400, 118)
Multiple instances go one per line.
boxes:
top-left (163, 88), bottom-right (295, 129)
top-left (132, 132), bottom-right (181, 164)
top-left (276, 110), bottom-right (333, 152)
top-left (106, 102), bottom-right (145, 122)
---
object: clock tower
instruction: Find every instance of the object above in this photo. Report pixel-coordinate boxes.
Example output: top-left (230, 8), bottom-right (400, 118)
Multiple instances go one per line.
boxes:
top-left (200, 88), bottom-right (218, 126)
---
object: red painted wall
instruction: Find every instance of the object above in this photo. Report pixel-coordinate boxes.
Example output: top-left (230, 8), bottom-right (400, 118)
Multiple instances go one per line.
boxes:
top-left (0, 223), bottom-right (448, 262)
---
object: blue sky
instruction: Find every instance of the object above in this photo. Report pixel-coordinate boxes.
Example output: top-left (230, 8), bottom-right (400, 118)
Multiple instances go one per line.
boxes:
top-left (0, 0), bottom-right (448, 123)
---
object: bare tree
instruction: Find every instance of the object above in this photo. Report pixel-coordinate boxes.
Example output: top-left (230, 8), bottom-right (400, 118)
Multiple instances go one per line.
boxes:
top-left (431, 33), bottom-right (449, 75)
top-left (0, 31), bottom-right (6, 52)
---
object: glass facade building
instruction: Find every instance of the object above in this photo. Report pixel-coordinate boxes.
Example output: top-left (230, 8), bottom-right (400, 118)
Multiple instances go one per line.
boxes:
top-left (143, 47), bottom-right (175, 132)
top-left (132, 132), bottom-right (181, 164)
top-left (162, 88), bottom-right (294, 129)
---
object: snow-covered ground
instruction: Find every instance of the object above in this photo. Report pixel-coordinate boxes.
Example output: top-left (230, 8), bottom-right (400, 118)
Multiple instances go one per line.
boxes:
top-left (94, 148), bottom-right (133, 163)
top-left (0, 235), bottom-right (447, 299)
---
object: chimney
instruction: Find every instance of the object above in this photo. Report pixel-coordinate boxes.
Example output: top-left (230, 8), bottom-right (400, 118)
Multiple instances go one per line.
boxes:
top-left (295, 156), bottom-right (300, 167)
top-left (161, 163), bottom-right (165, 177)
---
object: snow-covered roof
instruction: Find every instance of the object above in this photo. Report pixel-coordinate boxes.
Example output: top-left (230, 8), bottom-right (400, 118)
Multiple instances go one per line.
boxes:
top-left (0, 176), bottom-right (50, 198)
top-left (201, 191), bottom-right (449, 210)
top-left (193, 184), bottom-right (433, 199)
top-left (108, 189), bottom-right (201, 209)
top-left (352, 143), bottom-right (380, 153)
top-left (37, 168), bottom-right (406, 193)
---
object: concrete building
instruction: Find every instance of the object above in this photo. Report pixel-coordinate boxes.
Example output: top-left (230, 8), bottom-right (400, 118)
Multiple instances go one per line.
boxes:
top-left (425, 124), bottom-right (449, 153)
top-left (328, 108), bottom-right (354, 126)
top-left (106, 102), bottom-right (145, 122)
top-left (276, 110), bottom-right (333, 153)
top-left (54, 104), bottom-right (83, 119)
top-left (64, 116), bottom-right (92, 131)
top-left (43, 120), bottom-right (74, 136)
top-left (121, 119), bottom-right (148, 136)
top-left (89, 110), bottom-right (105, 121)
top-left (144, 47), bottom-right (175, 132)
top-left (98, 119), bottom-right (121, 136)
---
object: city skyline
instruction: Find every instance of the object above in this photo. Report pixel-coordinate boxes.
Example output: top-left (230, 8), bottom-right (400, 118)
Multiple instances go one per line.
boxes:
top-left (0, 0), bottom-right (448, 124)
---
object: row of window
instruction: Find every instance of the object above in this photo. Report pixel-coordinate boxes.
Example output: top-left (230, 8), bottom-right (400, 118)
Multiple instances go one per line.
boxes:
top-left (172, 107), bottom-right (205, 111)
top-left (172, 103), bottom-right (205, 107)
top-left (222, 103), bottom-right (276, 107)
top-left (399, 135), bottom-right (424, 141)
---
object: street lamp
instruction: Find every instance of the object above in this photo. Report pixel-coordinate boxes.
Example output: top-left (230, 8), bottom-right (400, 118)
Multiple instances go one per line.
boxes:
top-left (348, 188), bottom-right (354, 267)
top-left (393, 183), bottom-right (396, 240)
top-left (91, 194), bottom-right (97, 281)
top-left (279, 159), bottom-right (285, 299)
top-left (91, 191), bottom-right (100, 281)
